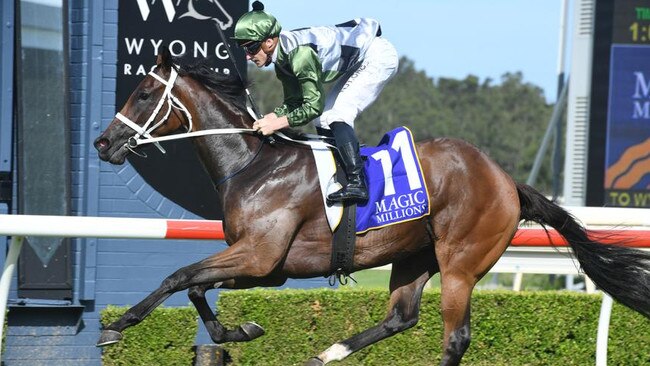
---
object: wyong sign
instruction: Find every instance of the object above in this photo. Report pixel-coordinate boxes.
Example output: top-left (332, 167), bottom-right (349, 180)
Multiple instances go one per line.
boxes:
top-left (117, 0), bottom-right (247, 105)
top-left (122, 38), bottom-right (231, 76)
top-left (115, 0), bottom-right (248, 220)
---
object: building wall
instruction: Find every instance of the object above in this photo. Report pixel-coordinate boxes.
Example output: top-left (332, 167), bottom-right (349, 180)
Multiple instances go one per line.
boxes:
top-left (3, 1), bottom-right (329, 365)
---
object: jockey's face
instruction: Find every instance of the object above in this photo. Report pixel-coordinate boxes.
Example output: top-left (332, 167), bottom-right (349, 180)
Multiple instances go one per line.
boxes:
top-left (242, 38), bottom-right (274, 68)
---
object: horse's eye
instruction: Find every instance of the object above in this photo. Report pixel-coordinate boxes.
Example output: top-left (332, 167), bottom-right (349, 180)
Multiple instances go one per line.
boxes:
top-left (139, 92), bottom-right (150, 100)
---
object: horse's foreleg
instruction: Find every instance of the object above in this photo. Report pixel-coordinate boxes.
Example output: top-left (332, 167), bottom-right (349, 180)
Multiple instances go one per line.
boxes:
top-left (96, 261), bottom-right (206, 346)
top-left (97, 239), bottom-right (289, 347)
top-left (306, 249), bottom-right (437, 366)
top-left (188, 276), bottom-right (287, 344)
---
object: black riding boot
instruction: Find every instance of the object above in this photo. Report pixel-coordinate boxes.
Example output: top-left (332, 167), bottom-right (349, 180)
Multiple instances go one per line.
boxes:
top-left (326, 122), bottom-right (368, 205)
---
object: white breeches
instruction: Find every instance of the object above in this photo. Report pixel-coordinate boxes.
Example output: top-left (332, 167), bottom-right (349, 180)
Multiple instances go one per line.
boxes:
top-left (313, 37), bottom-right (399, 130)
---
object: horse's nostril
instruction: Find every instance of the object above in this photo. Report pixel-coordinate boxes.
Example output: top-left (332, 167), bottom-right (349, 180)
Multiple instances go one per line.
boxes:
top-left (94, 138), bottom-right (110, 151)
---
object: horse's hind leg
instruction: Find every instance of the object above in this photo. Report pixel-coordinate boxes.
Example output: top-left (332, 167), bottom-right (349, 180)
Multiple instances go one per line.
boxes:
top-left (188, 276), bottom-right (287, 343)
top-left (305, 248), bottom-right (438, 365)
top-left (437, 268), bottom-right (473, 366)
top-left (435, 225), bottom-right (516, 365)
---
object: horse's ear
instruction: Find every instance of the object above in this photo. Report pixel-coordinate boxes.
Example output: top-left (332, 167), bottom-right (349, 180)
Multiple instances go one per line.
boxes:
top-left (156, 46), bottom-right (173, 69)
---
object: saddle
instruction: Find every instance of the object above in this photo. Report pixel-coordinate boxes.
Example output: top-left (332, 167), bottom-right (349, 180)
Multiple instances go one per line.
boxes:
top-left (274, 126), bottom-right (431, 283)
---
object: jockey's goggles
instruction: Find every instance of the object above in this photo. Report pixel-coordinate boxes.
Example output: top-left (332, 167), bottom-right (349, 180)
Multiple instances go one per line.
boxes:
top-left (240, 40), bottom-right (263, 55)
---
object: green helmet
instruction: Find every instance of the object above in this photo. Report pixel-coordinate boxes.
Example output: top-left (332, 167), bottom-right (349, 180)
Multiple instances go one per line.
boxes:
top-left (233, 1), bottom-right (282, 42)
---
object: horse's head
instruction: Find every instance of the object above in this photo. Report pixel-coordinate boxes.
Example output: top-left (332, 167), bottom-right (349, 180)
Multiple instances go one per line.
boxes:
top-left (94, 47), bottom-right (191, 164)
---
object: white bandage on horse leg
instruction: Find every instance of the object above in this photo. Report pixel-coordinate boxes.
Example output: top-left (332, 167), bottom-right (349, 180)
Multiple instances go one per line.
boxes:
top-left (319, 343), bottom-right (352, 364)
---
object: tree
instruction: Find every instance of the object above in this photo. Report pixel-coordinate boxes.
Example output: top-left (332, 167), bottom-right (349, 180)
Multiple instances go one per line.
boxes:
top-left (246, 65), bottom-right (284, 115)
top-left (246, 57), bottom-right (556, 193)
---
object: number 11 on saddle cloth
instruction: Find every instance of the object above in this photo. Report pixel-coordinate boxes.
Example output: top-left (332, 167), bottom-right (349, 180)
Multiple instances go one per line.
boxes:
top-left (312, 126), bottom-right (430, 233)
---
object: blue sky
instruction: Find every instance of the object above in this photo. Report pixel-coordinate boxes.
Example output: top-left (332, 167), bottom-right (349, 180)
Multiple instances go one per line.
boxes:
top-left (259, 0), bottom-right (573, 103)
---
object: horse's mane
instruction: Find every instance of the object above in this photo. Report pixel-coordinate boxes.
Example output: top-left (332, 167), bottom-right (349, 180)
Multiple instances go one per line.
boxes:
top-left (176, 58), bottom-right (248, 113)
top-left (174, 58), bottom-right (311, 141)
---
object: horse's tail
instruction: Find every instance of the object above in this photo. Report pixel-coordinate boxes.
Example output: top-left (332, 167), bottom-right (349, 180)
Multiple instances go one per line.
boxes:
top-left (516, 182), bottom-right (650, 319)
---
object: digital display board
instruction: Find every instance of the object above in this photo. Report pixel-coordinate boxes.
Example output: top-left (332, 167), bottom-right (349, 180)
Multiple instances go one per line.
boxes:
top-left (588, 0), bottom-right (650, 208)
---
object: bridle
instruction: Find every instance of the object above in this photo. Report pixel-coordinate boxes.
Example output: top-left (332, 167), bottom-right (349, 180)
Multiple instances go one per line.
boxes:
top-left (115, 66), bottom-right (256, 157)
top-left (115, 66), bottom-right (333, 155)
top-left (116, 67), bottom-right (186, 155)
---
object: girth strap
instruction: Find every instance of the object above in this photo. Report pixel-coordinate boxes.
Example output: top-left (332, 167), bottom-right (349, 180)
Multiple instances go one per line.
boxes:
top-left (329, 203), bottom-right (357, 285)
top-left (329, 166), bottom-right (357, 285)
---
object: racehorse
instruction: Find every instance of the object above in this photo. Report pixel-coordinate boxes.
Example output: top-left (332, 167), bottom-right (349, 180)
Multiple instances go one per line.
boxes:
top-left (94, 48), bottom-right (650, 366)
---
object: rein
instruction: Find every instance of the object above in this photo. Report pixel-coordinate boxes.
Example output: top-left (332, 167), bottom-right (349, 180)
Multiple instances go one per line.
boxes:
top-left (115, 66), bottom-right (334, 149)
top-left (114, 66), bottom-right (262, 185)
top-left (115, 66), bottom-right (257, 152)
top-left (114, 66), bottom-right (334, 186)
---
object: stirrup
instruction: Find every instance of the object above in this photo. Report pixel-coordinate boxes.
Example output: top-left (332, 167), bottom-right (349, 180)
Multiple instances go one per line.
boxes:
top-left (326, 187), bottom-right (368, 205)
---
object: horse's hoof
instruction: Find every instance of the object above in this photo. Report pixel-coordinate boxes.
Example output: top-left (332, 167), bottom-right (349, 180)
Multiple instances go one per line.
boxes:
top-left (240, 321), bottom-right (265, 340)
top-left (96, 329), bottom-right (123, 347)
top-left (304, 357), bottom-right (325, 366)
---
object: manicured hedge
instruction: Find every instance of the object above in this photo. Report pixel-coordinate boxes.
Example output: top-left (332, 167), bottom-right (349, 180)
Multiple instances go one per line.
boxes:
top-left (217, 289), bottom-right (650, 366)
top-left (100, 290), bottom-right (650, 365)
top-left (100, 305), bottom-right (198, 366)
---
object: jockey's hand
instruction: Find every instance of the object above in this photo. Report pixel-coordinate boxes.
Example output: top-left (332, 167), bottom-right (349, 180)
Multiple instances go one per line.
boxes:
top-left (252, 113), bottom-right (289, 136)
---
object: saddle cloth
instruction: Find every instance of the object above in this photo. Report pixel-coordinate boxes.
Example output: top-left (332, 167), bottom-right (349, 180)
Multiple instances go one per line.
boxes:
top-left (311, 126), bottom-right (430, 233)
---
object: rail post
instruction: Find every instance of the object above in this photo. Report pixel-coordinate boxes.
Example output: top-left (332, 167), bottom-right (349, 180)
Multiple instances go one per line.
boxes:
top-left (0, 236), bottom-right (24, 361)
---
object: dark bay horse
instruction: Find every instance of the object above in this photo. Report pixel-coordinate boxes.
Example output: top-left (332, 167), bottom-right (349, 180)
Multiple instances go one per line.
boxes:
top-left (94, 48), bottom-right (650, 366)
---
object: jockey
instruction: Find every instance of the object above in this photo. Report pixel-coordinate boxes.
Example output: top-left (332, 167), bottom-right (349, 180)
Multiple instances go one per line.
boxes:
top-left (233, 1), bottom-right (399, 205)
